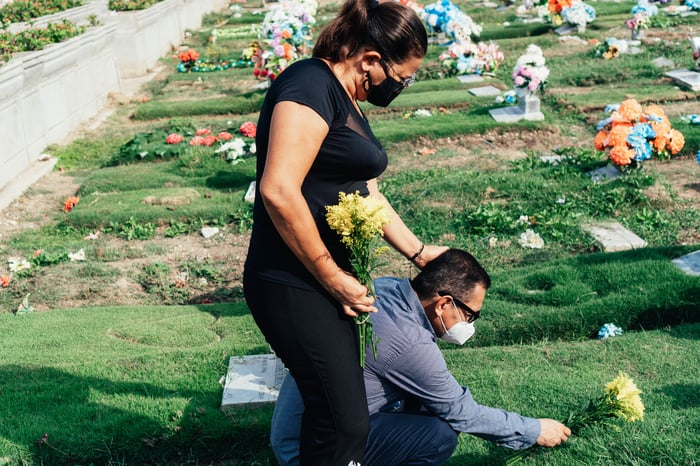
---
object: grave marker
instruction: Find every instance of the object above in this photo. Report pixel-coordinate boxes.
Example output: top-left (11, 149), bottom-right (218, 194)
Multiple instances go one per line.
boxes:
top-left (664, 69), bottom-right (700, 91)
top-left (457, 75), bottom-right (485, 84)
top-left (468, 85), bottom-right (502, 97)
top-left (672, 250), bottom-right (700, 276)
top-left (583, 222), bottom-right (647, 252)
top-left (221, 354), bottom-right (286, 410)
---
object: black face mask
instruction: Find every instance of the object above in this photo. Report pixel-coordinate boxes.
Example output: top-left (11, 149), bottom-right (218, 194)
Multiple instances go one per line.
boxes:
top-left (365, 71), bottom-right (404, 107)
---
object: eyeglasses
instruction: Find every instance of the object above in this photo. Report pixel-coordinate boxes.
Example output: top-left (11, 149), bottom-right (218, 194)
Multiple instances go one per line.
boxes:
top-left (438, 290), bottom-right (481, 324)
top-left (380, 59), bottom-right (416, 89)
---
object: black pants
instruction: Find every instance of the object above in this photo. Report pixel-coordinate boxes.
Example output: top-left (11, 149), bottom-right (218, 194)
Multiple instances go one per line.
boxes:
top-left (244, 274), bottom-right (369, 466)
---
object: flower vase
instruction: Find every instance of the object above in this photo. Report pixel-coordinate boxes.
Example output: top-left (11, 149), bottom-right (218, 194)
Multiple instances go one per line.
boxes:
top-left (577, 24), bottom-right (586, 34)
top-left (630, 29), bottom-right (643, 41)
top-left (516, 88), bottom-right (540, 115)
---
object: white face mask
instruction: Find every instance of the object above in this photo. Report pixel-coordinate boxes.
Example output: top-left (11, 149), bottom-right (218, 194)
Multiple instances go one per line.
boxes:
top-left (438, 302), bottom-right (475, 345)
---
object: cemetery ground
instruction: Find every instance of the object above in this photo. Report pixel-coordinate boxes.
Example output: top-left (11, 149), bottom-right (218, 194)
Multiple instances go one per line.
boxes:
top-left (0, 0), bottom-right (699, 464)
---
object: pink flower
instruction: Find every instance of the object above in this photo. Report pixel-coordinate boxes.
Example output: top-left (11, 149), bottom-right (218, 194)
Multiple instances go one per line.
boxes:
top-left (514, 76), bottom-right (526, 86)
top-left (190, 136), bottom-right (206, 146)
top-left (203, 135), bottom-right (218, 146)
top-left (195, 128), bottom-right (212, 136)
top-left (218, 131), bottom-right (233, 140)
top-left (240, 121), bottom-right (257, 138)
top-left (165, 133), bottom-right (184, 144)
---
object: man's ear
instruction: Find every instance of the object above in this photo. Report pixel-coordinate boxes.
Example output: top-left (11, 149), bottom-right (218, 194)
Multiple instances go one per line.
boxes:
top-left (433, 296), bottom-right (452, 318)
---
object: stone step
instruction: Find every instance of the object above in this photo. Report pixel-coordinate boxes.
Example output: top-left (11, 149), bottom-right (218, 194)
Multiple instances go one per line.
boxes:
top-left (672, 250), bottom-right (700, 276)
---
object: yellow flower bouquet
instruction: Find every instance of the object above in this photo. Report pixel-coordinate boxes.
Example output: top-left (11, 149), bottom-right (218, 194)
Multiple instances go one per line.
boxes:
top-left (326, 191), bottom-right (390, 367)
top-left (507, 372), bottom-right (644, 464)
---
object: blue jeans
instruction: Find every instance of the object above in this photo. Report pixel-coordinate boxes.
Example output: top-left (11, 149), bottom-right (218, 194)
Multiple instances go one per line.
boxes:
top-left (272, 375), bottom-right (458, 466)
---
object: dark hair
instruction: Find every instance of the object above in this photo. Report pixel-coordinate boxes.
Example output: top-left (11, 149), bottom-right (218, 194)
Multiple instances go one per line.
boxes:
top-left (313, 0), bottom-right (428, 64)
top-left (410, 249), bottom-right (491, 301)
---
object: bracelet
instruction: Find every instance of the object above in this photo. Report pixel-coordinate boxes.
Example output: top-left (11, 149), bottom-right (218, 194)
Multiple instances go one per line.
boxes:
top-left (409, 243), bottom-right (425, 262)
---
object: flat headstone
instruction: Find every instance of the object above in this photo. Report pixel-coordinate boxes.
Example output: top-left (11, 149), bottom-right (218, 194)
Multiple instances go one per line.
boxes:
top-left (469, 85), bottom-right (502, 97)
top-left (489, 106), bottom-right (544, 122)
top-left (664, 69), bottom-right (700, 91)
top-left (554, 24), bottom-right (577, 35)
top-left (587, 165), bottom-right (621, 183)
top-left (523, 17), bottom-right (545, 23)
top-left (583, 222), bottom-right (647, 252)
top-left (681, 10), bottom-right (698, 16)
top-left (672, 250), bottom-right (700, 276)
top-left (652, 57), bottom-right (675, 69)
top-left (482, 1), bottom-right (498, 7)
top-left (628, 47), bottom-right (643, 55)
top-left (457, 74), bottom-right (485, 84)
top-left (221, 354), bottom-right (287, 410)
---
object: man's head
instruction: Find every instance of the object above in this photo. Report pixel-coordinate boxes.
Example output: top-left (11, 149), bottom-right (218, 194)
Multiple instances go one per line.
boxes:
top-left (410, 249), bottom-right (490, 344)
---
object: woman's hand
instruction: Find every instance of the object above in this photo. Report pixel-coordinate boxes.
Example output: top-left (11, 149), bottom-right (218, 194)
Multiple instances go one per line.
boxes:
top-left (412, 244), bottom-right (449, 269)
top-left (322, 269), bottom-right (377, 318)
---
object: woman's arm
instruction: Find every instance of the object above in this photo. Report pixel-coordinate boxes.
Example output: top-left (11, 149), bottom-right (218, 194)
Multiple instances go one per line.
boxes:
top-left (259, 101), bottom-right (376, 316)
top-left (367, 179), bottom-right (447, 269)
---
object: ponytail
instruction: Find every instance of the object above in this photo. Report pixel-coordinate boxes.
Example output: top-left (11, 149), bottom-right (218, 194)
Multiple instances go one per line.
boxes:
top-left (313, 0), bottom-right (427, 64)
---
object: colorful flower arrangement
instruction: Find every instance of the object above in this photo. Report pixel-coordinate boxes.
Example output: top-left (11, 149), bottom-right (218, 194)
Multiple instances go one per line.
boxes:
top-left (560, 0), bottom-right (596, 32)
top-left (421, 0), bottom-right (482, 45)
top-left (512, 44), bottom-right (549, 93)
top-left (177, 49), bottom-right (200, 72)
top-left (165, 122), bottom-right (257, 164)
top-left (438, 41), bottom-right (504, 76)
top-left (254, 0), bottom-right (317, 80)
top-left (547, 0), bottom-right (572, 24)
top-left (685, 0), bottom-right (699, 11)
top-left (627, 0), bottom-right (657, 30)
top-left (593, 38), bottom-right (628, 59)
top-left (594, 99), bottom-right (685, 168)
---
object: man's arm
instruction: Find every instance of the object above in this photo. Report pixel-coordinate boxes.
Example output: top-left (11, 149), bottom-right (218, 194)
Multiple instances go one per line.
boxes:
top-left (381, 343), bottom-right (542, 450)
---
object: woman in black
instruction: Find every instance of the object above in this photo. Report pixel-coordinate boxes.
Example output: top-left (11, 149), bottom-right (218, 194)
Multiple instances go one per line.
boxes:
top-left (243, 0), bottom-right (446, 464)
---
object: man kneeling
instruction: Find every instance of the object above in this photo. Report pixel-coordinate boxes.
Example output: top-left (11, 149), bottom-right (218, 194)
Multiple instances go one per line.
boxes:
top-left (271, 249), bottom-right (570, 465)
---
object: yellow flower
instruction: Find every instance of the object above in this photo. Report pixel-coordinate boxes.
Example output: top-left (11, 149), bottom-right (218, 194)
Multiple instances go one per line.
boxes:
top-left (326, 191), bottom-right (390, 247)
top-left (605, 372), bottom-right (645, 422)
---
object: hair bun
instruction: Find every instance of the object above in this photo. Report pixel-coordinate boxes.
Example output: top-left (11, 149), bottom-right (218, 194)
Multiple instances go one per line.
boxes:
top-left (367, 0), bottom-right (380, 10)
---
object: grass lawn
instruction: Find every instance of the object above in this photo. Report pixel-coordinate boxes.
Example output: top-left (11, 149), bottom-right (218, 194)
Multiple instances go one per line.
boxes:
top-left (1, 0), bottom-right (699, 464)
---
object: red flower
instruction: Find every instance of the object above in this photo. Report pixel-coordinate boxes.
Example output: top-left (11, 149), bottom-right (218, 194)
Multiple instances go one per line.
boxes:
top-left (165, 133), bottom-right (184, 144)
top-left (1, 275), bottom-right (11, 287)
top-left (239, 122), bottom-right (257, 138)
top-left (203, 135), bottom-right (218, 146)
top-left (189, 136), bottom-right (206, 146)
top-left (218, 131), bottom-right (233, 140)
top-left (195, 128), bottom-right (212, 136)
top-left (64, 196), bottom-right (80, 213)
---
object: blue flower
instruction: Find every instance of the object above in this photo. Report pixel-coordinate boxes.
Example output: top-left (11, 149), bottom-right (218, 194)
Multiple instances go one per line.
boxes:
top-left (645, 113), bottom-right (663, 123)
top-left (598, 323), bottom-right (623, 340)
top-left (596, 117), bottom-right (612, 131)
top-left (604, 103), bottom-right (620, 113)
top-left (696, 150), bottom-right (700, 165)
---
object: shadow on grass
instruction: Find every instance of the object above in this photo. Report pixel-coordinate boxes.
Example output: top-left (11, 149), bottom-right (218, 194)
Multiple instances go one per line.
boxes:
top-left (206, 170), bottom-right (254, 192)
top-left (0, 364), bottom-right (274, 464)
top-left (658, 383), bottom-right (700, 410)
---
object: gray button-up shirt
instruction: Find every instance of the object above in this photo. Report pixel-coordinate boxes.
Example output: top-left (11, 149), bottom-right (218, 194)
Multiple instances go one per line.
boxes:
top-left (364, 277), bottom-right (540, 449)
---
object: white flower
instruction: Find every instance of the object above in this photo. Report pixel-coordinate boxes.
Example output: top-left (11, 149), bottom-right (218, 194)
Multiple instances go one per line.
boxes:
top-left (413, 109), bottom-right (432, 117)
top-left (518, 229), bottom-right (544, 249)
top-left (83, 231), bottom-right (101, 240)
top-left (68, 249), bottom-right (86, 262)
top-left (8, 257), bottom-right (31, 273)
top-left (516, 215), bottom-right (531, 225)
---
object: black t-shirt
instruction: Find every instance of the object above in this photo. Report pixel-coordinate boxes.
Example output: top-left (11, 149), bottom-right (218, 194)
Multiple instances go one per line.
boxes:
top-left (245, 58), bottom-right (388, 291)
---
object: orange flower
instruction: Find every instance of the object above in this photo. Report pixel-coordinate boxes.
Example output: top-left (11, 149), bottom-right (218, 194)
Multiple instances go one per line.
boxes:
top-left (643, 104), bottom-right (667, 122)
top-left (652, 135), bottom-right (667, 154)
top-left (617, 99), bottom-right (643, 122)
top-left (650, 120), bottom-right (671, 138)
top-left (281, 30), bottom-right (292, 39)
top-left (0, 275), bottom-right (10, 287)
top-left (594, 131), bottom-right (608, 150)
top-left (667, 129), bottom-right (685, 155)
top-left (64, 196), bottom-right (80, 213)
top-left (609, 145), bottom-right (635, 166)
top-left (607, 125), bottom-right (632, 147)
top-left (548, 0), bottom-right (572, 13)
top-left (283, 42), bottom-right (293, 60)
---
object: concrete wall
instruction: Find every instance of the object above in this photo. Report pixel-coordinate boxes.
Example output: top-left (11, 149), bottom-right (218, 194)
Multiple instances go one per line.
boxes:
top-left (0, 0), bottom-right (230, 193)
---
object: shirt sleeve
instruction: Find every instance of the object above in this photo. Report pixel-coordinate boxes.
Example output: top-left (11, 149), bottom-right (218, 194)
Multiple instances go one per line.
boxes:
top-left (380, 342), bottom-right (541, 450)
top-left (272, 61), bottom-right (337, 127)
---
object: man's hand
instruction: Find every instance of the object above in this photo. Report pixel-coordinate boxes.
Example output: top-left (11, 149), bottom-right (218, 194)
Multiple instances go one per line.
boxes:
top-left (535, 419), bottom-right (571, 447)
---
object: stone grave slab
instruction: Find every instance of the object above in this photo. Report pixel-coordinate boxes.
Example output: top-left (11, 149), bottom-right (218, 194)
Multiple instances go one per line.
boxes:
top-left (652, 57), bottom-right (675, 69)
top-left (587, 165), bottom-right (621, 183)
top-left (469, 85), bottom-right (502, 97)
top-left (457, 74), bottom-right (485, 84)
top-left (583, 222), bottom-right (647, 252)
top-left (664, 69), bottom-right (700, 91)
top-left (672, 250), bottom-right (700, 276)
top-left (221, 354), bottom-right (286, 410)
top-left (554, 24), bottom-right (577, 35)
top-left (523, 17), bottom-right (545, 23)
top-left (245, 180), bottom-right (256, 203)
top-left (489, 105), bottom-right (544, 122)
top-left (540, 154), bottom-right (566, 165)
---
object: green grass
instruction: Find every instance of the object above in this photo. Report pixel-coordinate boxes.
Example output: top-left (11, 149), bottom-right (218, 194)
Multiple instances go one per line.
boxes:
top-left (1, 304), bottom-right (699, 464)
